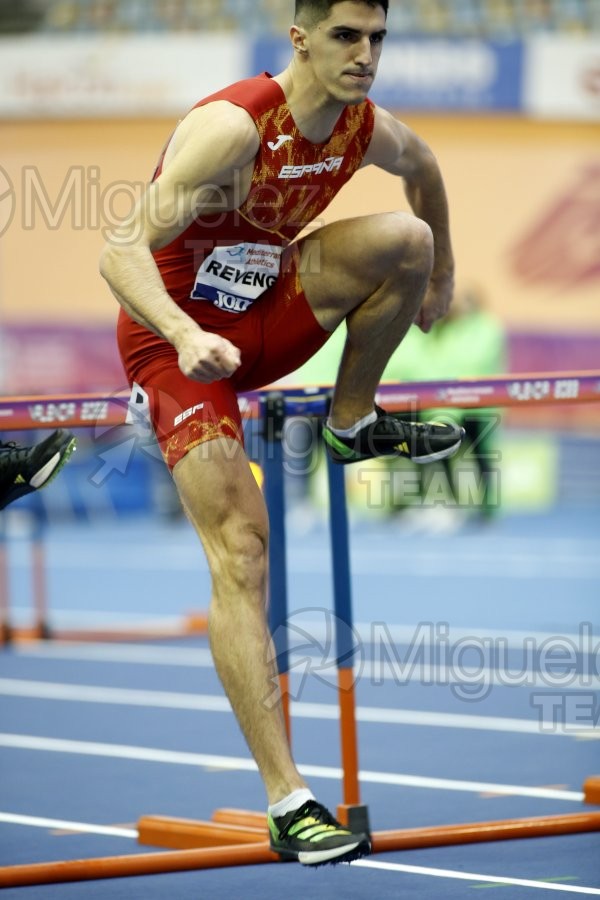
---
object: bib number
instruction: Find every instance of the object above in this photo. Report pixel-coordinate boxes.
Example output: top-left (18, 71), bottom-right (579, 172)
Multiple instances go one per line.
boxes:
top-left (190, 242), bottom-right (282, 314)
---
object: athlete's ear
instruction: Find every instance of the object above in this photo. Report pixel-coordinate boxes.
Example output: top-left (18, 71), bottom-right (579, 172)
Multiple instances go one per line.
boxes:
top-left (290, 25), bottom-right (309, 55)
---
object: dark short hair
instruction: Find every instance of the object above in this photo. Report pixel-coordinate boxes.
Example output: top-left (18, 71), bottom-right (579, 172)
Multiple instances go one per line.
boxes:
top-left (295, 0), bottom-right (389, 27)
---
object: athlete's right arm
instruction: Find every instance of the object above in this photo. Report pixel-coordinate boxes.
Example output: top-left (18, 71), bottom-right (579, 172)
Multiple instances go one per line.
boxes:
top-left (99, 102), bottom-right (259, 382)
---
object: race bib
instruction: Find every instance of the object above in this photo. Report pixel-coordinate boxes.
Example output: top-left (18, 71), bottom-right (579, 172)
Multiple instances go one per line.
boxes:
top-left (190, 242), bottom-right (282, 314)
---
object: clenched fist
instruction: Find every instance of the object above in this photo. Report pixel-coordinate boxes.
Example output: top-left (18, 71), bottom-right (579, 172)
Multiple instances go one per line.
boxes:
top-left (176, 328), bottom-right (241, 383)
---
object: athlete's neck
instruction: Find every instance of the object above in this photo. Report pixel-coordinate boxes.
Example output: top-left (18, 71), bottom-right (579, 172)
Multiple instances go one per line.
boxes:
top-left (273, 63), bottom-right (346, 144)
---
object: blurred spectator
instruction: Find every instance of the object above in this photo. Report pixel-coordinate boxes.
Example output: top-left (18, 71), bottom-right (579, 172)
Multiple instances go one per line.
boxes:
top-left (420, 0), bottom-right (453, 34)
top-left (383, 285), bottom-right (507, 527)
top-left (485, 0), bottom-right (519, 36)
top-left (31, 0), bottom-right (600, 35)
top-left (289, 286), bottom-right (507, 526)
top-left (85, 0), bottom-right (119, 31)
top-left (43, 1), bottom-right (80, 31)
top-left (0, 0), bottom-right (45, 33)
top-left (516, 0), bottom-right (554, 32)
top-left (385, 3), bottom-right (421, 34)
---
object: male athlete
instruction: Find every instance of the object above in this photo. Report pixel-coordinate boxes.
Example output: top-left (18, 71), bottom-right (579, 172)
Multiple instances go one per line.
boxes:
top-left (101, 0), bottom-right (461, 866)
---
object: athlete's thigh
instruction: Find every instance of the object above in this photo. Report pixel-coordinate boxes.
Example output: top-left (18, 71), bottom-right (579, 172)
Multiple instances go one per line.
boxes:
top-left (127, 349), bottom-right (244, 472)
top-left (173, 434), bottom-right (268, 575)
top-left (126, 346), bottom-right (268, 565)
top-left (235, 245), bottom-right (331, 391)
top-left (298, 211), bottom-right (426, 331)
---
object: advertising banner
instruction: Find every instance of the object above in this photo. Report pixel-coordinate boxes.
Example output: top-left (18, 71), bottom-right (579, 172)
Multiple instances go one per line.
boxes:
top-left (0, 35), bottom-right (244, 118)
top-left (2, 34), bottom-right (599, 120)
top-left (0, 325), bottom-right (124, 394)
top-left (524, 35), bottom-right (600, 121)
top-left (252, 37), bottom-right (524, 111)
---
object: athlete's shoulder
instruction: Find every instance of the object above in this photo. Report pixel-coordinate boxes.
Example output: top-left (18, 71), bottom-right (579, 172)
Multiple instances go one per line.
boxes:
top-left (361, 104), bottom-right (413, 170)
top-left (193, 73), bottom-right (284, 116)
top-left (157, 98), bottom-right (259, 185)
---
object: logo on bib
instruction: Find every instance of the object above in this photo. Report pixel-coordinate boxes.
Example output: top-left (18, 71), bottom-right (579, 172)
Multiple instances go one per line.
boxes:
top-left (213, 292), bottom-right (253, 314)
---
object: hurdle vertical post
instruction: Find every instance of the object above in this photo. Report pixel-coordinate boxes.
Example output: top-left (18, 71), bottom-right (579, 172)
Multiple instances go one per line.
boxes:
top-left (30, 506), bottom-right (51, 640)
top-left (260, 391), bottom-right (291, 742)
top-left (0, 506), bottom-right (50, 643)
top-left (325, 451), bottom-right (371, 836)
top-left (0, 516), bottom-right (11, 644)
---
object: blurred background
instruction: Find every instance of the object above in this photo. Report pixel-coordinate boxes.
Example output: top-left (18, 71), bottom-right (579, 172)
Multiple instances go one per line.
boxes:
top-left (0, 0), bottom-right (599, 534)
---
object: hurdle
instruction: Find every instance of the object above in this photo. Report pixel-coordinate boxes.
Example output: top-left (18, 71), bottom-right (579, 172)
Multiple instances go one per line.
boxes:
top-left (0, 518), bottom-right (209, 644)
top-left (0, 371), bottom-right (599, 886)
top-left (2, 369), bottom-right (600, 645)
top-left (1, 371), bottom-right (599, 644)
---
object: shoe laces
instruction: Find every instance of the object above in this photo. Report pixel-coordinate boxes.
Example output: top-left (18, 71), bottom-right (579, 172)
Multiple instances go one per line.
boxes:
top-left (375, 408), bottom-right (430, 439)
top-left (277, 801), bottom-right (338, 840)
top-left (374, 408), bottom-right (413, 438)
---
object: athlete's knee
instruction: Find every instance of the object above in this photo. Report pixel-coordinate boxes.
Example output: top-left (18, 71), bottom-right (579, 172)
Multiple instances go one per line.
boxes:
top-left (358, 212), bottom-right (432, 282)
top-left (390, 213), bottom-right (434, 276)
top-left (211, 517), bottom-right (269, 598)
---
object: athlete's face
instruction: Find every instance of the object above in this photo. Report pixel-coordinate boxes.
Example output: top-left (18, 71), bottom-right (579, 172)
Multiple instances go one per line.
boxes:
top-left (299, 1), bottom-right (387, 105)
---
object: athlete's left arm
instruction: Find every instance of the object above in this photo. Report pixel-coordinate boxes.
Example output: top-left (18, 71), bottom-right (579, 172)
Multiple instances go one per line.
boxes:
top-left (362, 106), bottom-right (455, 332)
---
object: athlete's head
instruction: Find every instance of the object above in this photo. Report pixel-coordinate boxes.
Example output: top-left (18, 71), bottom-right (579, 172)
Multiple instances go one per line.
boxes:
top-left (291, 1), bottom-right (388, 105)
top-left (294, 0), bottom-right (388, 28)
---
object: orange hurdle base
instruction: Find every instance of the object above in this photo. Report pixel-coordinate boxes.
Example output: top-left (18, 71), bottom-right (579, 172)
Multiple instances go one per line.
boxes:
top-left (139, 808), bottom-right (600, 853)
top-left (0, 612), bottom-right (209, 645)
top-left (138, 816), bottom-right (267, 850)
top-left (584, 777), bottom-right (600, 806)
top-left (371, 811), bottom-right (600, 853)
top-left (1, 808), bottom-right (600, 888)
top-left (0, 842), bottom-right (278, 889)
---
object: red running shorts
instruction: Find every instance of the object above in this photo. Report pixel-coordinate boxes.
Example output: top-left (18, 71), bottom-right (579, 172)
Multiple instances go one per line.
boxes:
top-left (117, 252), bottom-right (330, 470)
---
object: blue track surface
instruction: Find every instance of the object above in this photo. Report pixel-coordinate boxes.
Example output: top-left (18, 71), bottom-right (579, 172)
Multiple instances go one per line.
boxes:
top-left (0, 505), bottom-right (599, 897)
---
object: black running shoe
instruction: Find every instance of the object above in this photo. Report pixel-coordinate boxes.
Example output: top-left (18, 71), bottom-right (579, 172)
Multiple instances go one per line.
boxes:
top-left (0, 430), bottom-right (76, 511)
top-left (323, 405), bottom-right (464, 465)
top-left (268, 800), bottom-right (371, 866)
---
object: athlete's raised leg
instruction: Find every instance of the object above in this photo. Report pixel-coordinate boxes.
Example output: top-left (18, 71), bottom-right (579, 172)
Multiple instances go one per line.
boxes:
top-left (300, 211), bottom-right (432, 426)
top-left (298, 212), bottom-right (463, 464)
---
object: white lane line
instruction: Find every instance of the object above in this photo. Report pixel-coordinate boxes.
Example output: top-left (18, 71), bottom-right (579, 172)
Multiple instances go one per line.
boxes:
top-left (6, 610), bottom-right (185, 627)
top-left (14, 643), bottom-right (217, 664)
top-left (0, 679), bottom-right (596, 738)
top-left (0, 734), bottom-right (584, 802)
top-left (0, 679), bottom-right (232, 712)
top-left (353, 860), bottom-right (600, 895)
top-left (10, 643), bottom-right (598, 692)
top-left (0, 812), bottom-right (136, 839)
